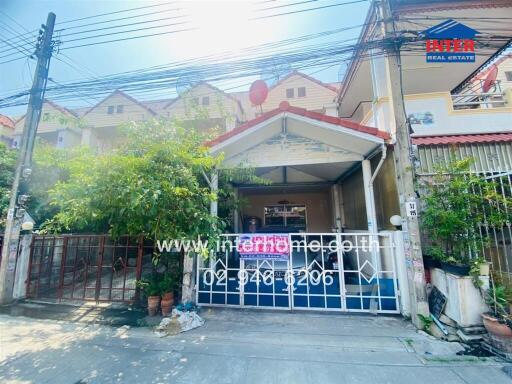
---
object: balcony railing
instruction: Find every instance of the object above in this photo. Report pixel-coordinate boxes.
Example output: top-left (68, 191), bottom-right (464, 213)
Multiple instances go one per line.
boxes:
top-left (451, 79), bottom-right (507, 110)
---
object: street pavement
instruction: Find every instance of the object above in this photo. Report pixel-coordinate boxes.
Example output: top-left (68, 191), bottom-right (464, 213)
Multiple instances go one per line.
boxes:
top-left (0, 307), bottom-right (511, 383)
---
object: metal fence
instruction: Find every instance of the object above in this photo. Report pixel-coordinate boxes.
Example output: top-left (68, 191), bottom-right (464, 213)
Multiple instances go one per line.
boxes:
top-left (197, 232), bottom-right (401, 313)
top-left (418, 166), bottom-right (512, 282)
top-left (26, 235), bottom-right (155, 303)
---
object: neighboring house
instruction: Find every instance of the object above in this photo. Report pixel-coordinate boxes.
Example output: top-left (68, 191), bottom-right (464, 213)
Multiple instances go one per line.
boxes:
top-left (163, 82), bottom-right (245, 132)
top-left (13, 100), bottom-right (81, 149)
top-left (10, 71), bottom-right (339, 152)
top-left (251, 71), bottom-right (339, 118)
top-left (80, 90), bottom-right (157, 151)
top-left (0, 114), bottom-right (14, 146)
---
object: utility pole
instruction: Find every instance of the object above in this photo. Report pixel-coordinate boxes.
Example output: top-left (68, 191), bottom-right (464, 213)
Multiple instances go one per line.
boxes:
top-left (376, 0), bottom-right (429, 327)
top-left (0, 12), bottom-right (56, 304)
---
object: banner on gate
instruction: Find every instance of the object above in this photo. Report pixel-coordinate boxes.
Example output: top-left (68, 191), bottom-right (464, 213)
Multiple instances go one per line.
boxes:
top-left (237, 234), bottom-right (290, 260)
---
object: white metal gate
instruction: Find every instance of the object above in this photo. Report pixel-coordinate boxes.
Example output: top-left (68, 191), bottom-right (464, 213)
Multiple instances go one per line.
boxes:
top-left (196, 232), bottom-right (400, 313)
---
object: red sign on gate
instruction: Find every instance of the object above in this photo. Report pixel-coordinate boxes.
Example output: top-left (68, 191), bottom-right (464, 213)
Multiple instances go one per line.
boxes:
top-left (237, 234), bottom-right (290, 260)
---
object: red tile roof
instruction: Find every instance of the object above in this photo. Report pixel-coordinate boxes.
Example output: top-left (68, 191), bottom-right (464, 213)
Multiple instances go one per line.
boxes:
top-left (0, 114), bottom-right (14, 129)
top-left (206, 101), bottom-right (389, 147)
top-left (412, 133), bottom-right (512, 145)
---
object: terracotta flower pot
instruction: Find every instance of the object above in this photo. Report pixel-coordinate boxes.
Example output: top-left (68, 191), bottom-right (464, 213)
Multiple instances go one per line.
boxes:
top-left (482, 313), bottom-right (512, 338)
top-left (161, 292), bottom-right (174, 317)
top-left (162, 292), bottom-right (173, 301)
top-left (147, 296), bottom-right (161, 316)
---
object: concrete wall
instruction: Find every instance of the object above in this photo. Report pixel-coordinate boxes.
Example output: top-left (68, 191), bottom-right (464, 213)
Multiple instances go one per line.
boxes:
top-left (341, 170), bottom-right (367, 230)
top-left (371, 151), bottom-right (400, 231)
top-left (361, 92), bottom-right (512, 137)
top-left (239, 189), bottom-right (333, 232)
top-left (340, 153), bottom-right (399, 231)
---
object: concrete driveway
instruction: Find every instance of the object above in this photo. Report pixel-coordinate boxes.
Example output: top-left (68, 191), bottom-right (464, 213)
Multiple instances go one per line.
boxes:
top-left (0, 307), bottom-right (511, 383)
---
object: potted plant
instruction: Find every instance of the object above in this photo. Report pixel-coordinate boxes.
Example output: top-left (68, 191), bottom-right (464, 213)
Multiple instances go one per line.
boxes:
top-left (421, 157), bottom-right (509, 276)
top-left (136, 274), bottom-right (161, 316)
top-left (482, 283), bottom-right (512, 339)
top-left (159, 272), bottom-right (178, 317)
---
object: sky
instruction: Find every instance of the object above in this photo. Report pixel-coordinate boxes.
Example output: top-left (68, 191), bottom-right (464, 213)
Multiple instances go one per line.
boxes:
top-left (0, 0), bottom-right (370, 116)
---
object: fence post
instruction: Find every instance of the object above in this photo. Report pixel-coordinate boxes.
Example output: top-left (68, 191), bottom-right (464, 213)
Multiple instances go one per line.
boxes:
top-left (13, 234), bottom-right (33, 300)
top-left (181, 251), bottom-right (196, 304)
top-left (134, 236), bottom-right (143, 303)
top-left (57, 236), bottom-right (68, 301)
top-left (393, 231), bottom-right (411, 317)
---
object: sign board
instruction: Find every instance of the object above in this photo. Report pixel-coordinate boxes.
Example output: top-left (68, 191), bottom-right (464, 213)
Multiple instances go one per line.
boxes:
top-left (428, 286), bottom-right (447, 319)
top-left (420, 19), bottom-right (479, 63)
top-left (406, 201), bottom-right (418, 217)
top-left (237, 234), bottom-right (290, 260)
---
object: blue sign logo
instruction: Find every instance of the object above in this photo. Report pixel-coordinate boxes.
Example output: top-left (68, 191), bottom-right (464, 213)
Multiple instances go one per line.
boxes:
top-left (420, 20), bottom-right (479, 63)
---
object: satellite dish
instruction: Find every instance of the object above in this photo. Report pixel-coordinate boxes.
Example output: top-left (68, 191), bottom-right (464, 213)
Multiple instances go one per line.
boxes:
top-left (249, 80), bottom-right (269, 106)
top-left (482, 64), bottom-right (498, 93)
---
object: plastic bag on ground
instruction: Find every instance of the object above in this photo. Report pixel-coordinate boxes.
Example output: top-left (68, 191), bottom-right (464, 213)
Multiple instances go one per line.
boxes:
top-left (154, 309), bottom-right (204, 337)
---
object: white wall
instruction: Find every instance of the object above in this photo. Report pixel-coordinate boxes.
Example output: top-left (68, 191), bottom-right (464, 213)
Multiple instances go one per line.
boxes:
top-left (362, 92), bottom-right (512, 137)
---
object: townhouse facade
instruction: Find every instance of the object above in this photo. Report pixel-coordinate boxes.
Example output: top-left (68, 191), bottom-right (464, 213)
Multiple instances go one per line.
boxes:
top-left (7, 0), bottom-right (512, 318)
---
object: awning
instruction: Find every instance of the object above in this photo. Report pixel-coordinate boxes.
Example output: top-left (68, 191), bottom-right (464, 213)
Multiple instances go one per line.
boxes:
top-left (208, 102), bottom-right (389, 183)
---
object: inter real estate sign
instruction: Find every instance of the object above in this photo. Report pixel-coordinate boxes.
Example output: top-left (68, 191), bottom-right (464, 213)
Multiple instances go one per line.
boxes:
top-left (421, 19), bottom-right (479, 63)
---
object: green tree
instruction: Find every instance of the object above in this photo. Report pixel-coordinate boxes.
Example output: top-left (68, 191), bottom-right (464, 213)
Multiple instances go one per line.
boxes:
top-left (0, 142), bottom-right (17, 230)
top-left (420, 157), bottom-right (511, 265)
top-left (43, 120), bottom-right (221, 242)
top-left (40, 119), bottom-right (267, 248)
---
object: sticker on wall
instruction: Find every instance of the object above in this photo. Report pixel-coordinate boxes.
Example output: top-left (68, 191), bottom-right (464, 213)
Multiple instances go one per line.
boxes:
top-left (408, 112), bottom-right (434, 127)
top-left (405, 202), bottom-right (418, 218)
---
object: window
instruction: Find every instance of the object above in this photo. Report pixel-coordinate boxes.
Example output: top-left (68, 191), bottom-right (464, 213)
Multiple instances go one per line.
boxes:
top-left (202, 96), bottom-right (210, 106)
top-left (107, 105), bottom-right (115, 114)
top-left (505, 71), bottom-right (512, 81)
top-left (116, 105), bottom-right (124, 113)
top-left (286, 88), bottom-right (294, 98)
top-left (298, 87), bottom-right (306, 97)
top-left (264, 204), bottom-right (307, 230)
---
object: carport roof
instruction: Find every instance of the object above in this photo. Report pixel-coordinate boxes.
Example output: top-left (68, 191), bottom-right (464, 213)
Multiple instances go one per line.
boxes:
top-left (205, 101), bottom-right (390, 148)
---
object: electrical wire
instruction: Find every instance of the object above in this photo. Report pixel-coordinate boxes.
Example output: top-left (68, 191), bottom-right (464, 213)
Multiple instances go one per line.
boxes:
top-left (252, 0), bottom-right (368, 20)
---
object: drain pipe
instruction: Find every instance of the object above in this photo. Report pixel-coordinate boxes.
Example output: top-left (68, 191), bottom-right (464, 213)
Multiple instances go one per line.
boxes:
top-left (370, 144), bottom-right (387, 187)
top-left (362, 144), bottom-right (387, 272)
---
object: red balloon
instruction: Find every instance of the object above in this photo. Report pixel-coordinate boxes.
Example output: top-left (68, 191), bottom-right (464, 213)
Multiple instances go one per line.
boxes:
top-left (249, 80), bottom-right (269, 106)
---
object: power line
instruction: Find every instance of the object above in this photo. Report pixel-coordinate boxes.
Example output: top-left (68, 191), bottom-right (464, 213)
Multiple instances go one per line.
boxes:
top-left (60, 26), bottom-right (195, 51)
top-left (254, 0), bottom-right (319, 12)
top-left (61, 20), bottom-right (191, 44)
top-left (56, 1), bottom-right (179, 26)
top-left (55, 6), bottom-right (183, 32)
top-left (252, 0), bottom-right (368, 20)
top-left (57, 14), bottom-right (187, 39)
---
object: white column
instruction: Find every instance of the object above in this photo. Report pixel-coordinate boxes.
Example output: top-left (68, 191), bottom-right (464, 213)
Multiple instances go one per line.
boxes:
top-left (362, 159), bottom-right (381, 271)
top-left (362, 160), bottom-right (378, 233)
top-left (210, 170), bottom-right (218, 217)
top-left (331, 184), bottom-right (342, 233)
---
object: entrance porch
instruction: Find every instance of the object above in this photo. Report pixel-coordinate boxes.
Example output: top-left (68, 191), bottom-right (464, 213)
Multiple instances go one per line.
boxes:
top-left (197, 102), bottom-right (408, 313)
